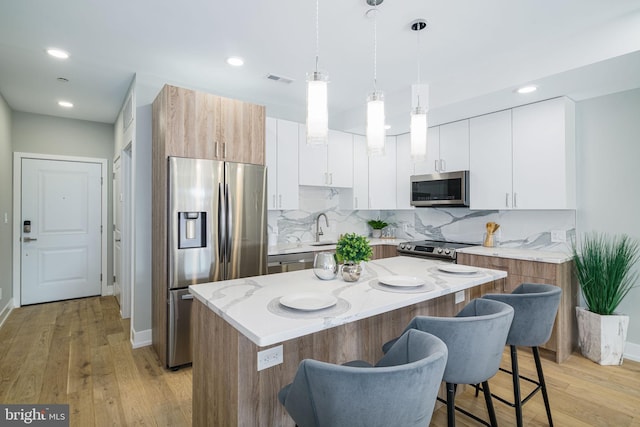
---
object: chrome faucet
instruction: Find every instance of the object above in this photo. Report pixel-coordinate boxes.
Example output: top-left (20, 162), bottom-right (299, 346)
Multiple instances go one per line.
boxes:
top-left (315, 213), bottom-right (329, 242)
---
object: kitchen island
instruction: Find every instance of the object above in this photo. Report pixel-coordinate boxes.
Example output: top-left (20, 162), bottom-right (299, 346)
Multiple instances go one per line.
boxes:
top-left (189, 256), bottom-right (507, 427)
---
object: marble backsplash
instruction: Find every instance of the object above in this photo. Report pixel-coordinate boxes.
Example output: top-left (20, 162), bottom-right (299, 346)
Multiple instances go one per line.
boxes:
top-left (268, 187), bottom-right (576, 252)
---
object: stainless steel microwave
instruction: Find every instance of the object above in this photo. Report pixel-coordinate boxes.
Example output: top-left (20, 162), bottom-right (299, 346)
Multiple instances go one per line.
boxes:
top-left (410, 170), bottom-right (469, 207)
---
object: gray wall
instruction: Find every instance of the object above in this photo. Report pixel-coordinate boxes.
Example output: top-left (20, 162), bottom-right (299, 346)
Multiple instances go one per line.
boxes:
top-left (134, 104), bottom-right (152, 333)
top-left (12, 111), bottom-right (115, 293)
top-left (576, 88), bottom-right (640, 345)
top-left (0, 94), bottom-right (12, 312)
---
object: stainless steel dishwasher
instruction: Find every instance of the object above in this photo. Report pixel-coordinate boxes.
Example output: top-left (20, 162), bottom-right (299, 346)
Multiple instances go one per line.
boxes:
top-left (267, 252), bottom-right (316, 274)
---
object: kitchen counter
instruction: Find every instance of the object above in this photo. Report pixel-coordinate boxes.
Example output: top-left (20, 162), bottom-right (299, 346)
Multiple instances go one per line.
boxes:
top-left (189, 256), bottom-right (507, 347)
top-left (268, 237), bottom-right (405, 256)
top-left (190, 256), bottom-right (507, 426)
top-left (456, 246), bottom-right (572, 264)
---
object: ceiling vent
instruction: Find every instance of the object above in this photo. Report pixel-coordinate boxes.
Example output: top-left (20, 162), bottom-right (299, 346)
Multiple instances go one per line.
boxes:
top-left (266, 74), bottom-right (294, 84)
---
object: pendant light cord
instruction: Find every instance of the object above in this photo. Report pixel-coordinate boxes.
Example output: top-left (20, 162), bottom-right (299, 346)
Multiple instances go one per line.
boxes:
top-left (373, 5), bottom-right (378, 90)
top-left (315, 0), bottom-right (320, 73)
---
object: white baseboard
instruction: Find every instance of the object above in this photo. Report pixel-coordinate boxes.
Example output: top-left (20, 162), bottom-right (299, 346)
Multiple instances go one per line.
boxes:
top-left (131, 328), bottom-right (152, 349)
top-left (624, 341), bottom-right (640, 362)
top-left (0, 299), bottom-right (14, 330)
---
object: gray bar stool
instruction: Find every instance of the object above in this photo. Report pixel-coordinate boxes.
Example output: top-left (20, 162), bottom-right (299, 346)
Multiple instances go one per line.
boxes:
top-left (481, 283), bottom-right (562, 427)
top-left (278, 329), bottom-right (448, 427)
top-left (382, 299), bottom-right (514, 427)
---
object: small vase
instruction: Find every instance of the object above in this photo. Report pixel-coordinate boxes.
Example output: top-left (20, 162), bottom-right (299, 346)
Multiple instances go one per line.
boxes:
top-left (341, 262), bottom-right (362, 282)
top-left (372, 229), bottom-right (382, 238)
top-left (313, 252), bottom-right (338, 280)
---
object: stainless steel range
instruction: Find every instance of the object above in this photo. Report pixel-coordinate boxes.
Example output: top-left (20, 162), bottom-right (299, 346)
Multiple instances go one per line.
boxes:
top-left (397, 240), bottom-right (475, 262)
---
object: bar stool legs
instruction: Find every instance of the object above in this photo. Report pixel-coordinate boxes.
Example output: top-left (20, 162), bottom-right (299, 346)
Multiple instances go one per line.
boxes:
top-left (533, 347), bottom-right (554, 427)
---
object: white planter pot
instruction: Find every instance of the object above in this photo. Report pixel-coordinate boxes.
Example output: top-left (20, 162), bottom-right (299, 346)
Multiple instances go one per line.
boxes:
top-left (371, 229), bottom-right (382, 238)
top-left (575, 306), bottom-right (629, 365)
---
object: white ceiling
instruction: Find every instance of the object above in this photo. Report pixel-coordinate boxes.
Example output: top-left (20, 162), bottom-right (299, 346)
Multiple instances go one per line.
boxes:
top-left (1, 0), bottom-right (640, 135)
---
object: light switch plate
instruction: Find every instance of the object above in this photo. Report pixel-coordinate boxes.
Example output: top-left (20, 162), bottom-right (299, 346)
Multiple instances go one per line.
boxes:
top-left (257, 345), bottom-right (283, 371)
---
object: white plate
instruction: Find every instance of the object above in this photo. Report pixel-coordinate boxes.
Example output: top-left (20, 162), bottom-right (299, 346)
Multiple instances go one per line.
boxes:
top-left (437, 264), bottom-right (479, 274)
top-left (378, 275), bottom-right (425, 288)
top-left (279, 292), bottom-right (338, 311)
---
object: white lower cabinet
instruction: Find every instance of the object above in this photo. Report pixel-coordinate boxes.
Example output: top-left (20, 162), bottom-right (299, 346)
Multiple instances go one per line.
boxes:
top-left (266, 117), bottom-right (299, 210)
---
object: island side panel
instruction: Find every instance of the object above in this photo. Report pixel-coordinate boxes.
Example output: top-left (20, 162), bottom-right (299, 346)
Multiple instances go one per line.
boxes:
top-left (194, 292), bottom-right (464, 426)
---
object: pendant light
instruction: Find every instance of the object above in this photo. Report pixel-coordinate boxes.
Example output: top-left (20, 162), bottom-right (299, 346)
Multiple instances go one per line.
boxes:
top-left (306, 0), bottom-right (329, 145)
top-left (410, 19), bottom-right (428, 160)
top-left (366, 0), bottom-right (385, 156)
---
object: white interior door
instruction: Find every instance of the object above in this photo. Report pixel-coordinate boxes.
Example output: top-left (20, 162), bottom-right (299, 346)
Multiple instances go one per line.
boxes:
top-left (113, 157), bottom-right (123, 307)
top-left (21, 158), bottom-right (102, 305)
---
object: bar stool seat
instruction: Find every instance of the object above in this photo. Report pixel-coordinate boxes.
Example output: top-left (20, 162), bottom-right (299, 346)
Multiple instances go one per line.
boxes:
top-left (278, 329), bottom-right (448, 427)
top-left (481, 283), bottom-right (562, 427)
top-left (382, 299), bottom-right (514, 427)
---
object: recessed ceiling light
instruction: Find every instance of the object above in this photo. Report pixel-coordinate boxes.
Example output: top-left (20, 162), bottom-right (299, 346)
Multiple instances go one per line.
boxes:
top-left (47, 48), bottom-right (69, 59)
top-left (226, 57), bottom-right (244, 67)
top-left (516, 85), bottom-right (537, 94)
top-left (58, 101), bottom-right (73, 108)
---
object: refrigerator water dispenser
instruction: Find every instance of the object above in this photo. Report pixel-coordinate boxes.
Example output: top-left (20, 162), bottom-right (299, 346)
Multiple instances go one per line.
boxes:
top-left (178, 212), bottom-right (206, 249)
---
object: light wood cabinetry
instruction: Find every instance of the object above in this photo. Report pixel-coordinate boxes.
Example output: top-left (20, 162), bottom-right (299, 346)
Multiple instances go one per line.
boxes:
top-left (458, 253), bottom-right (578, 363)
top-left (371, 244), bottom-right (398, 260)
top-left (266, 117), bottom-right (299, 210)
top-left (151, 84), bottom-right (265, 367)
top-left (415, 120), bottom-right (469, 175)
top-left (298, 128), bottom-right (353, 187)
top-left (469, 97), bottom-right (575, 210)
top-left (368, 136), bottom-right (397, 209)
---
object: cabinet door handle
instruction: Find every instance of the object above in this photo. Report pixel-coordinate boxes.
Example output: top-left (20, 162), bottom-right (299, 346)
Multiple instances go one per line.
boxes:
top-left (505, 193), bottom-right (510, 208)
top-left (223, 142), bottom-right (227, 158)
top-left (513, 192), bottom-right (518, 208)
top-left (435, 160), bottom-right (439, 172)
top-left (440, 159), bottom-right (446, 172)
top-left (354, 197), bottom-right (358, 209)
top-left (329, 173), bottom-right (333, 185)
top-left (272, 195), bottom-right (276, 209)
top-left (278, 195), bottom-right (282, 208)
top-left (215, 141), bottom-right (219, 158)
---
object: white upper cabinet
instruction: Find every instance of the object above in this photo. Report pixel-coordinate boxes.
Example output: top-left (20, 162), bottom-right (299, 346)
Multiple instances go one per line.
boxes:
top-left (512, 97), bottom-right (575, 209)
top-left (469, 109), bottom-right (513, 210)
top-left (439, 119), bottom-right (470, 172)
top-left (369, 137), bottom-right (397, 210)
top-left (298, 127), bottom-right (353, 188)
top-left (414, 120), bottom-right (469, 175)
top-left (352, 135), bottom-right (369, 209)
top-left (469, 97), bottom-right (575, 210)
top-left (266, 117), bottom-right (299, 210)
top-left (395, 133), bottom-right (414, 209)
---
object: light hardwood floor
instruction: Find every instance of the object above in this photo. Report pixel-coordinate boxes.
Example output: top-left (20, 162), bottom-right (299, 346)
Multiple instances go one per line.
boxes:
top-left (1, 296), bottom-right (639, 426)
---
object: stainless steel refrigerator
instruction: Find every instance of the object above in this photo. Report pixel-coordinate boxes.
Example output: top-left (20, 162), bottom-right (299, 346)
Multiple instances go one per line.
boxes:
top-left (167, 156), bottom-right (267, 368)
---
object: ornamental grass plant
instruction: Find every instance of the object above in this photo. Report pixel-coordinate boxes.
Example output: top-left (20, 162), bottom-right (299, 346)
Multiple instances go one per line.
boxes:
top-left (572, 233), bottom-right (640, 315)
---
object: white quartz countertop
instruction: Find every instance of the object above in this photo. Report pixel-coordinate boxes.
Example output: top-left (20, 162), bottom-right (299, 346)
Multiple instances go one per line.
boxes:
top-left (189, 256), bottom-right (507, 347)
top-left (456, 246), bottom-right (572, 264)
top-left (268, 238), bottom-right (405, 256)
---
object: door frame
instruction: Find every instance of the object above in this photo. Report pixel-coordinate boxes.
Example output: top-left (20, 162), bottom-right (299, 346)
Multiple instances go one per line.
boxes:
top-left (12, 152), bottom-right (108, 308)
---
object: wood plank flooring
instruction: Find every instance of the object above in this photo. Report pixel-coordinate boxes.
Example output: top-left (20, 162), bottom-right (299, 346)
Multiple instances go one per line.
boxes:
top-left (0, 296), bottom-right (191, 427)
top-left (1, 296), bottom-right (639, 426)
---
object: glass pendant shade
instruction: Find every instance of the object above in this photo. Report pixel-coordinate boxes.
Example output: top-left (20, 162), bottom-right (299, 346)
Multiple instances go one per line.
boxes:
top-left (410, 106), bottom-right (427, 160)
top-left (366, 90), bottom-right (386, 156)
top-left (306, 71), bottom-right (329, 145)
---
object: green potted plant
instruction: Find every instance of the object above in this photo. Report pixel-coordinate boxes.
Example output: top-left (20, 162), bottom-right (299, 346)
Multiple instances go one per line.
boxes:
top-left (367, 219), bottom-right (389, 238)
top-left (335, 233), bottom-right (373, 282)
top-left (572, 232), bottom-right (639, 365)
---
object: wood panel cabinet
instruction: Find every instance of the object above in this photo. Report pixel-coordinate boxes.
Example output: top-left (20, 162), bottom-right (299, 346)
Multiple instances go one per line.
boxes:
top-left (266, 117), bottom-right (299, 210)
top-left (151, 84), bottom-right (265, 367)
top-left (458, 253), bottom-right (578, 363)
top-left (371, 244), bottom-right (398, 260)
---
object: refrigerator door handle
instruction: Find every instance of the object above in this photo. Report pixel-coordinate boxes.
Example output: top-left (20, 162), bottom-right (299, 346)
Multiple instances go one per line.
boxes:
top-left (225, 182), bottom-right (232, 269)
top-left (218, 182), bottom-right (226, 265)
